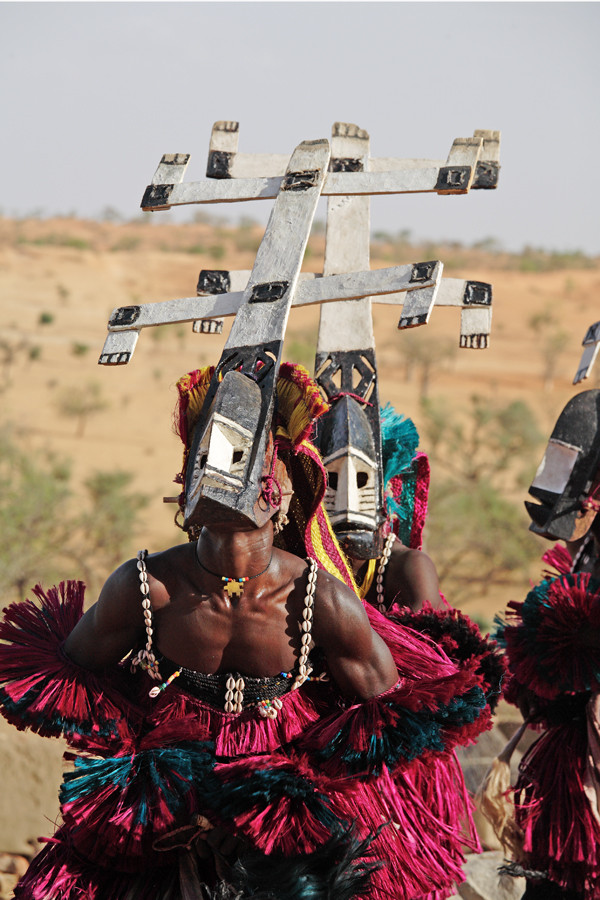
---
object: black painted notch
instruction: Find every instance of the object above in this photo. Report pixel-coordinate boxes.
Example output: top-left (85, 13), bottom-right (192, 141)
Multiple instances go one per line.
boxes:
top-left (161, 153), bottom-right (190, 167)
top-left (464, 281), bottom-right (492, 306)
top-left (473, 161), bottom-right (500, 189)
top-left (460, 334), bottom-right (489, 349)
top-left (197, 270), bottom-right (231, 295)
top-left (410, 262), bottom-right (437, 283)
top-left (330, 157), bottom-right (364, 173)
top-left (583, 322), bottom-right (600, 344)
top-left (206, 151), bottom-right (234, 179)
top-left (435, 165), bottom-right (471, 192)
top-left (196, 319), bottom-right (223, 335)
top-left (282, 170), bottom-right (320, 191)
top-left (249, 281), bottom-right (289, 304)
top-left (315, 350), bottom-right (376, 402)
top-left (99, 351), bottom-right (131, 366)
top-left (109, 306), bottom-right (141, 327)
top-left (216, 342), bottom-right (281, 384)
top-left (141, 184), bottom-right (174, 210)
top-left (400, 313), bottom-right (428, 328)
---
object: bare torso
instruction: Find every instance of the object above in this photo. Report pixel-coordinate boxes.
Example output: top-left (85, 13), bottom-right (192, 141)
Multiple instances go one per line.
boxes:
top-left (64, 522), bottom-right (398, 700)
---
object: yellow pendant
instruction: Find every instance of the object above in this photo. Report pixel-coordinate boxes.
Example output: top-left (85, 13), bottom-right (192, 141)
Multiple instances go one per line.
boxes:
top-left (223, 579), bottom-right (245, 598)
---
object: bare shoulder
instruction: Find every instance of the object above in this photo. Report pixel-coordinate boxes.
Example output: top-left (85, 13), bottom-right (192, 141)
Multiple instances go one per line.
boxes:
top-left (311, 567), bottom-right (371, 644)
top-left (390, 544), bottom-right (437, 580)
top-left (310, 564), bottom-right (398, 698)
top-left (387, 543), bottom-right (443, 611)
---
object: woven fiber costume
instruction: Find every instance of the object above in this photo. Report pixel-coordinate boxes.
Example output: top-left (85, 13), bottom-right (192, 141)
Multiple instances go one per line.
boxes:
top-left (493, 390), bottom-right (600, 899)
top-left (0, 365), bottom-right (494, 900)
top-left (327, 403), bottom-right (505, 717)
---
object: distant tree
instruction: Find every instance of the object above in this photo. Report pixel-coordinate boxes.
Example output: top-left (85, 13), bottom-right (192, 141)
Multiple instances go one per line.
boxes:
top-left (55, 382), bottom-right (109, 437)
top-left (100, 205), bottom-right (123, 223)
top-left (80, 471), bottom-right (150, 571)
top-left (398, 332), bottom-right (457, 399)
top-left (420, 395), bottom-right (545, 603)
top-left (0, 430), bottom-right (74, 599)
top-left (0, 431), bottom-right (150, 604)
top-left (527, 306), bottom-right (570, 390)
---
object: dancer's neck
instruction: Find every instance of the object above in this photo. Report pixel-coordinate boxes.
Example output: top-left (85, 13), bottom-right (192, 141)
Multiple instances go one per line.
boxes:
top-left (196, 520), bottom-right (274, 579)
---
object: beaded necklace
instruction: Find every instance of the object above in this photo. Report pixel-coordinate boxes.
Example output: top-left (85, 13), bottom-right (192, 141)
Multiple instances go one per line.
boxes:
top-left (129, 551), bottom-right (325, 718)
top-left (195, 543), bottom-right (273, 599)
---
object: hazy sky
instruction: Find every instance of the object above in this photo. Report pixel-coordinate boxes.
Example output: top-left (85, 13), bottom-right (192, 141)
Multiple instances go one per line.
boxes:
top-left (1, 2), bottom-right (599, 253)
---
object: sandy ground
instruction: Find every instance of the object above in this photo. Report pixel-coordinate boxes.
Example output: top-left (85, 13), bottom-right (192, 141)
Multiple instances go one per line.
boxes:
top-left (0, 216), bottom-right (598, 860)
top-left (2, 217), bottom-right (598, 608)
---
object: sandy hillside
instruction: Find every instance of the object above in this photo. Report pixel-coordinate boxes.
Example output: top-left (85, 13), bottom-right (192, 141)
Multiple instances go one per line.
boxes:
top-left (1, 215), bottom-right (599, 616)
top-left (0, 215), bottom-right (598, 867)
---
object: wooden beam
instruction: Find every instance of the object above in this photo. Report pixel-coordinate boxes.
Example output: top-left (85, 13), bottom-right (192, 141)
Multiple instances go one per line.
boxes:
top-left (98, 262), bottom-right (443, 365)
top-left (203, 120), bottom-right (501, 189)
top-left (574, 321), bottom-right (600, 384)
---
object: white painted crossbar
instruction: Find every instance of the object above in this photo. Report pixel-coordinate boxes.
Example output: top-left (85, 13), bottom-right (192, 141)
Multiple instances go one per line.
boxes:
top-left (98, 263), bottom-right (443, 365)
top-left (141, 130), bottom-right (496, 211)
top-left (380, 278), bottom-right (493, 348)
top-left (204, 120), bottom-right (500, 189)
top-left (573, 321), bottom-right (600, 384)
top-left (191, 268), bottom-right (491, 346)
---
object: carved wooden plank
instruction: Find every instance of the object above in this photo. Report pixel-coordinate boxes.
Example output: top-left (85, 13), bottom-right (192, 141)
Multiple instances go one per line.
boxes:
top-left (317, 123), bottom-right (373, 356)
top-left (206, 120), bottom-right (240, 178)
top-left (204, 121), bottom-right (500, 189)
top-left (380, 277), bottom-right (493, 347)
top-left (141, 137), bottom-right (487, 211)
top-left (398, 281), bottom-right (439, 328)
top-left (313, 125), bottom-right (386, 557)
top-left (225, 138), bottom-right (328, 349)
top-left (150, 153), bottom-right (191, 186)
top-left (184, 268), bottom-right (486, 340)
top-left (99, 262), bottom-right (443, 365)
top-left (574, 321), bottom-right (600, 383)
top-left (101, 139), bottom-right (330, 366)
top-left (183, 138), bottom-right (331, 528)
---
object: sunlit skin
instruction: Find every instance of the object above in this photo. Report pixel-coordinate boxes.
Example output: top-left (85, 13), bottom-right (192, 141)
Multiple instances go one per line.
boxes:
top-left (64, 518), bottom-right (399, 701)
top-left (348, 540), bottom-right (445, 612)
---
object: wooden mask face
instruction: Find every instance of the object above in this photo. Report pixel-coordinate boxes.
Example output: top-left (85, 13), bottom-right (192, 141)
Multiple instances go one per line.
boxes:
top-left (526, 390), bottom-right (600, 541)
top-left (184, 370), bottom-right (277, 531)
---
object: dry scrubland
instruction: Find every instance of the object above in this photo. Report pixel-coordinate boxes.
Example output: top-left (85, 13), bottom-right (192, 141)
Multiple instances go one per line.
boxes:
top-left (0, 214), bottom-right (598, 617)
top-left (0, 214), bottom-right (598, 874)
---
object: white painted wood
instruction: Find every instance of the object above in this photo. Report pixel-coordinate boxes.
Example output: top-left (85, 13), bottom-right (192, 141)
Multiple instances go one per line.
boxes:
top-left (574, 321), bottom-right (600, 383)
top-left (317, 124), bottom-right (373, 354)
top-left (98, 330), bottom-right (140, 366)
top-left (379, 277), bottom-right (493, 346)
top-left (204, 122), bottom-right (500, 180)
top-left (348, 277), bottom-right (478, 307)
top-left (151, 153), bottom-right (191, 185)
top-left (398, 283), bottom-right (440, 329)
top-left (209, 121), bottom-right (240, 155)
top-left (305, 265), bottom-right (441, 305)
top-left (474, 129), bottom-right (501, 163)
top-left (446, 136), bottom-right (482, 168)
top-left (197, 269), bottom-right (318, 293)
top-left (459, 306), bottom-right (493, 349)
top-left (224, 138), bottom-right (330, 349)
top-left (104, 265), bottom-right (441, 333)
top-left (141, 166), bottom-right (485, 210)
